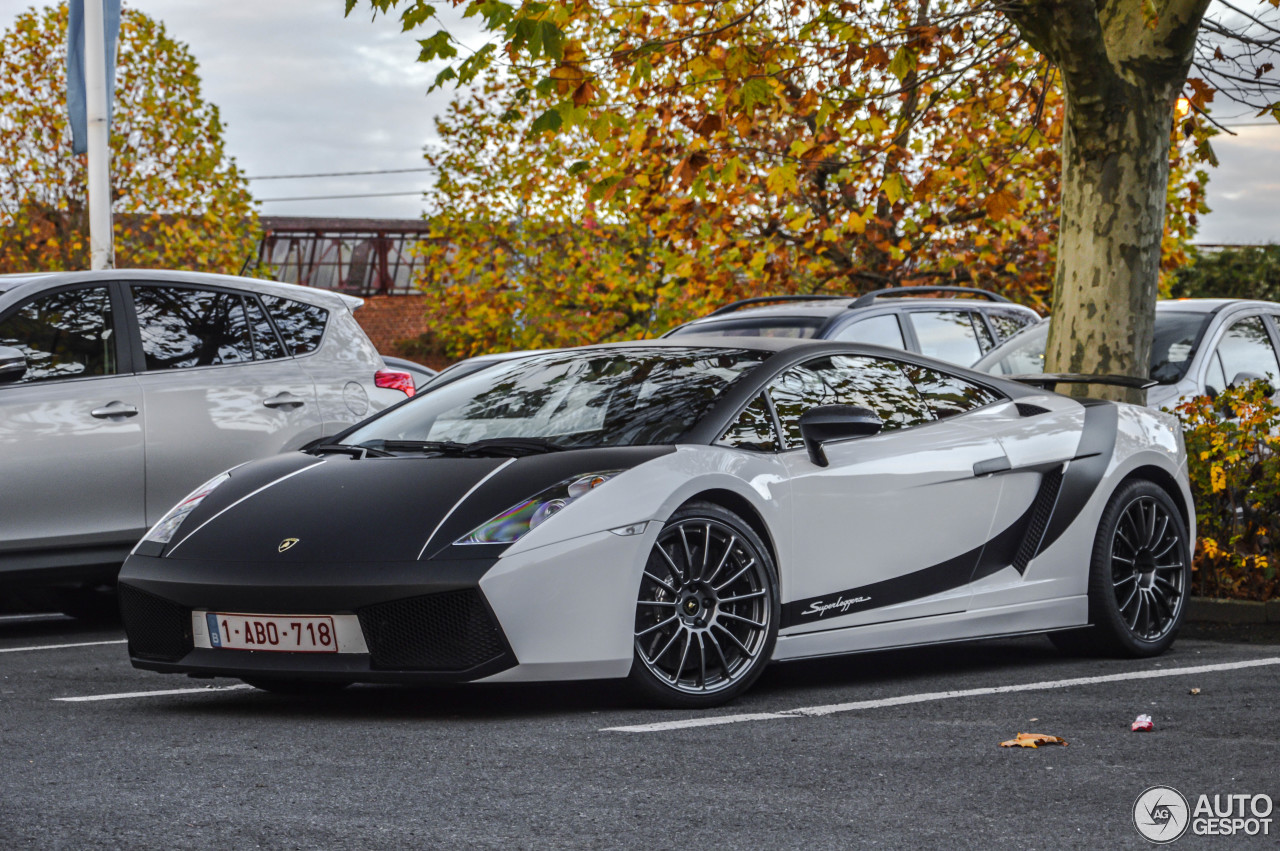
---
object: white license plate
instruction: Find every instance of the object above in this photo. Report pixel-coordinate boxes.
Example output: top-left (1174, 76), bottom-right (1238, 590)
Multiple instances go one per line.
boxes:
top-left (206, 613), bottom-right (338, 653)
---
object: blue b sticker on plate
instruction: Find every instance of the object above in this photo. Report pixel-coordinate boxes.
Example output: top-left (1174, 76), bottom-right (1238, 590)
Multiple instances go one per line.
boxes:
top-left (206, 612), bottom-right (221, 647)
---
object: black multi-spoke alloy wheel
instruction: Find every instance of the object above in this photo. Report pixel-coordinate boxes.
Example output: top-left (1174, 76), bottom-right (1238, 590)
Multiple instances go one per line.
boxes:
top-left (1051, 479), bottom-right (1190, 657)
top-left (629, 502), bottom-right (779, 708)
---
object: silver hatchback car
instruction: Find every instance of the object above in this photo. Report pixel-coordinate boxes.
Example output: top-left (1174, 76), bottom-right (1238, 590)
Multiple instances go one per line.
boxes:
top-left (0, 270), bottom-right (411, 607)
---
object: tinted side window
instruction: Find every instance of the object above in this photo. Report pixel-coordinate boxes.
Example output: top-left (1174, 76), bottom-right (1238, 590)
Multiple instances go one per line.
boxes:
top-left (904, 364), bottom-right (1003, 418)
top-left (718, 393), bottom-right (779, 451)
top-left (768, 356), bottom-right (932, 447)
top-left (132, 286), bottom-right (254, 371)
top-left (988, 311), bottom-right (1036, 341)
top-left (909, 310), bottom-right (988, 364)
top-left (1213, 316), bottom-right (1280, 392)
top-left (830, 314), bottom-right (905, 348)
top-left (244, 297), bottom-right (288, 360)
top-left (0, 286), bottom-right (115, 383)
top-left (260, 295), bottom-right (329, 356)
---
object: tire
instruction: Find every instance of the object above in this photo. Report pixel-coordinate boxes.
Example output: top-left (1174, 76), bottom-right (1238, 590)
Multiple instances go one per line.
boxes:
top-left (629, 501), bottom-right (779, 708)
top-left (240, 678), bottom-right (352, 695)
top-left (1050, 479), bottom-right (1190, 657)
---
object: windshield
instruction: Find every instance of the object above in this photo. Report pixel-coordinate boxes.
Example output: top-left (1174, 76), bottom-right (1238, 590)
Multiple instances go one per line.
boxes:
top-left (975, 311), bottom-right (1211, 384)
top-left (667, 317), bottom-right (825, 339)
top-left (345, 347), bottom-right (766, 449)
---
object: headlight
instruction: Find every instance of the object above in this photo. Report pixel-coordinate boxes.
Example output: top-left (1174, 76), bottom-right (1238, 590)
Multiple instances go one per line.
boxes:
top-left (457, 471), bottom-right (622, 545)
top-left (142, 472), bottom-right (231, 545)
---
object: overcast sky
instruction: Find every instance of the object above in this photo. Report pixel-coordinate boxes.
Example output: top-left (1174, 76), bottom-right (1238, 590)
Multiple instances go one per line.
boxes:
top-left (0, 0), bottom-right (1275, 243)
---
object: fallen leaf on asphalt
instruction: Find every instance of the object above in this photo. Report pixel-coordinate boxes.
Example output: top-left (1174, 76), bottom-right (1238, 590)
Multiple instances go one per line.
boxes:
top-left (1189, 688), bottom-right (1201, 695)
top-left (1000, 733), bottom-right (1068, 748)
top-left (1029, 717), bottom-right (1039, 722)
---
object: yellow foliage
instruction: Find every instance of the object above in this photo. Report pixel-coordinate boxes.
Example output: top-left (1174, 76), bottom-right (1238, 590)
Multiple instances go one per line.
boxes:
top-left (0, 4), bottom-right (258, 274)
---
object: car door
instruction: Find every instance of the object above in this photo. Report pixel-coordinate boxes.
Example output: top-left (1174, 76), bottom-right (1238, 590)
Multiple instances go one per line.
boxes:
top-left (903, 366), bottom-right (1088, 609)
top-left (906, 308), bottom-right (996, 365)
top-left (0, 282), bottom-right (147, 556)
top-left (1201, 313), bottom-right (1280, 399)
top-left (125, 283), bottom-right (324, 525)
top-left (771, 354), bottom-right (1007, 632)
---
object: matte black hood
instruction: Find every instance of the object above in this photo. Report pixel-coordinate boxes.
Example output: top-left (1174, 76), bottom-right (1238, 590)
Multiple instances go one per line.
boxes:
top-left (162, 446), bottom-right (673, 564)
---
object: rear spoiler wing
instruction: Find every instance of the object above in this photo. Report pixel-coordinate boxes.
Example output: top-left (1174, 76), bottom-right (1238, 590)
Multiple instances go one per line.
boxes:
top-left (1005, 373), bottom-right (1158, 392)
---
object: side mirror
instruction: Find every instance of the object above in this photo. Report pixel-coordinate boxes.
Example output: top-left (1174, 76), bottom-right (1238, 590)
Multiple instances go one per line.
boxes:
top-left (1229, 372), bottom-right (1275, 396)
top-left (0, 346), bottom-right (26, 384)
top-left (798, 404), bottom-right (883, 467)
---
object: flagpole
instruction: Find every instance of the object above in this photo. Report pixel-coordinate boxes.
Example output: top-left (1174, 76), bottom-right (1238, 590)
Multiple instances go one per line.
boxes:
top-left (82, 0), bottom-right (114, 270)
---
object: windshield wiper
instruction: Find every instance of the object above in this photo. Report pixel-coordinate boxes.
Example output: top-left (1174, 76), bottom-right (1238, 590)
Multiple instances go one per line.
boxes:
top-left (378, 440), bottom-right (469, 454)
top-left (375, 437), bottom-right (566, 458)
top-left (306, 443), bottom-right (393, 459)
top-left (458, 437), bottom-right (567, 457)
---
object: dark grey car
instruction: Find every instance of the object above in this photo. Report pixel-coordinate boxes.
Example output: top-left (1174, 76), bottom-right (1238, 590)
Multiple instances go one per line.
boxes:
top-left (665, 286), bottom-right (1041, 366)
top-left (0, 270), bottom-right (408, 605)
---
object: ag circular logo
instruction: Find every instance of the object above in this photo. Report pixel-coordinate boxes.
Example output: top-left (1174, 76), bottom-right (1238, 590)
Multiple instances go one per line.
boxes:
top-left (1134, 786), bottom-right (1190, 843)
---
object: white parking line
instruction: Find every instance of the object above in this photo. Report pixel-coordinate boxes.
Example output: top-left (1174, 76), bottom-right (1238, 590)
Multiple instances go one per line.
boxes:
top-left (603, 656), bottom-right (1280, 733)
top-left (0, 639), bottom-right (127, 654)
top-left (0, 613), bottom-right (68, 624)
top-left (54, 684), bottom-right (253, 703)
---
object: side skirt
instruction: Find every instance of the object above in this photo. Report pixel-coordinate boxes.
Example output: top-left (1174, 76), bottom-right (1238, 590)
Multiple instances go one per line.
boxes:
top-left (770, 596), bottom-right (1088, 662)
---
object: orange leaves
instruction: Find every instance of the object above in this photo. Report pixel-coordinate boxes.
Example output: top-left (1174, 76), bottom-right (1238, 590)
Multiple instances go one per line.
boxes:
top-left (672, 153), bottom-right (711, 188)
top-left (983, 189), bottom-right (1019, 221)
top-left (694, 114), bottom-right (724, 137)
top-left (572, 80), bottom-right (596, 107)
top-left (1000, 733), bottom-right (1068, 749)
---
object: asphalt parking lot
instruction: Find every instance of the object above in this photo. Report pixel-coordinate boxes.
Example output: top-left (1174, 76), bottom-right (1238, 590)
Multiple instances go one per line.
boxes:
top-left (1, 613), bottom-right (1276, 849)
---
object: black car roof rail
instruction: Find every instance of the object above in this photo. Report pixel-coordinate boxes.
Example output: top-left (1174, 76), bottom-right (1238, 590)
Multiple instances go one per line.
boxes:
top-left (849, 285), bottom-right (1012, 308)
top-left (704, 295), bottom-right (851, 317)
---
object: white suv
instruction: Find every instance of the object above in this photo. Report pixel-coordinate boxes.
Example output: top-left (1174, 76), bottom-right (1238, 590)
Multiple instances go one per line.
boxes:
top-left (0, 270), bottom-right (413, 609)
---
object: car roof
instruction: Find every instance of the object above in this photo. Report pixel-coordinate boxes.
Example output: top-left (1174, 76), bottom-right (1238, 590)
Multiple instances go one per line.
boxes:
top-left (0, 269), bottom-right (362, 310)
top-left (0, 272), bottom-right (62, 294)
top-left (1157, 297), bottom-right (1276, 312)
top-left (676, 295), bottom-right (1038, 328)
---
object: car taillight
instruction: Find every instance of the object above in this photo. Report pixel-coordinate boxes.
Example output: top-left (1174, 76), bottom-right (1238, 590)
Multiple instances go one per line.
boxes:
top-left (375, 369), bottom-right (415, 397)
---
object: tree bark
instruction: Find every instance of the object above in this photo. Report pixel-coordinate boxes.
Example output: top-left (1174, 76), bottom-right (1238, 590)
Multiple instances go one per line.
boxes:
top-left (1006, 0), bottom-right (1210, 402)
top-left (1047, 84), bottom-right (1172, 402)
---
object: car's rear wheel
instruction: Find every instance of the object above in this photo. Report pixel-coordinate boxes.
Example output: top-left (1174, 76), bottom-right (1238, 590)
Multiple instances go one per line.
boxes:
top-left (1051, 479), bottom-right (1190, 657)
top-left (240, 678), bottom-right (352, 695)
top-left (629, 502), bottom-right (779, 708)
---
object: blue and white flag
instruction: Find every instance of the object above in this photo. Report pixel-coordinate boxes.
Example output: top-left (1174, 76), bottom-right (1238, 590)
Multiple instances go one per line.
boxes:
top-left (66, 0), bottom-right (122, 155)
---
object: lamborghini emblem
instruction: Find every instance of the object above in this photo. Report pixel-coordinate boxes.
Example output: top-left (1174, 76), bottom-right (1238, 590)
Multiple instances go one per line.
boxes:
top-left (278, 538), bottom-right (300, 553)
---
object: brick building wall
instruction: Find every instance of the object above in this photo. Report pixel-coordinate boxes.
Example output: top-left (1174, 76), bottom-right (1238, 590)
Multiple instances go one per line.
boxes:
top-left (351, 294), bottom-right (439, 362)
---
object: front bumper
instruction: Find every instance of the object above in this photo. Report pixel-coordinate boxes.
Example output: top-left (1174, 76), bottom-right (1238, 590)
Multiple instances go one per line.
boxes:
top-left (119, 555), bottom-right (517, 683)
top-left (118, 525), bottom-right (659, 686)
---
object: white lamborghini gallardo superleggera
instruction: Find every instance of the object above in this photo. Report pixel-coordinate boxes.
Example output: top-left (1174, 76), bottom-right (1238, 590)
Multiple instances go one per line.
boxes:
top-left (120, 338), bottom-right (1194, 707)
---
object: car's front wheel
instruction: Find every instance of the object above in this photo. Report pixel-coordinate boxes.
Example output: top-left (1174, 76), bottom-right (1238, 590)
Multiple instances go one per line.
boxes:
top-left (629, 502), bottom-right (779, 708)
top-left (1051, 479), bottom-right (1190, 657)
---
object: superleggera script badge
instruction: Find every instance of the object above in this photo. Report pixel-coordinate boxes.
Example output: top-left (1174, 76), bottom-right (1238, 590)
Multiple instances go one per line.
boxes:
top-left (802, 595), bottom-right (872, 618)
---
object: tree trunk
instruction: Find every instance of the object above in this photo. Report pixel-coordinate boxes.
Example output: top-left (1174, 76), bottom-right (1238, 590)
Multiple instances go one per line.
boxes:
top-left (1044, 87), bottom-right (1173, 403)
top-left (1005, 0), bottom-right (1210, 403)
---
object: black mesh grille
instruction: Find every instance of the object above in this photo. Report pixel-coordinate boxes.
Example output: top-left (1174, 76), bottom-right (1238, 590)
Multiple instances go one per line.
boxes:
top-left (1016, 402), bottom-right (1051, 418)
top-left (119, 585), bottom-right (192, 662)
top-left (357, 590), bottom-right (507, 671)
top-left (1012, 466), bottom-right (1065, 572)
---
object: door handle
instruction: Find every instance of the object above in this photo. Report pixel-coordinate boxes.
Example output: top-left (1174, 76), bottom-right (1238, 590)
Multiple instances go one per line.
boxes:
top-left (90, 401), bottom-right (139, 420)
top-left (972, 456), bottom-right (1012, 476)
top-left (263, 392), bottom-right (306, 410)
